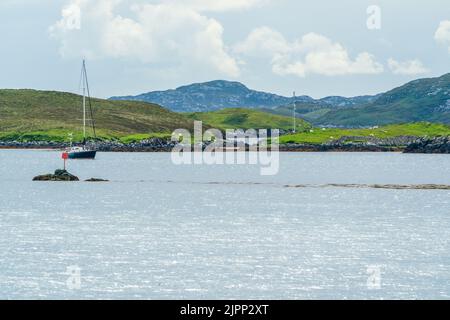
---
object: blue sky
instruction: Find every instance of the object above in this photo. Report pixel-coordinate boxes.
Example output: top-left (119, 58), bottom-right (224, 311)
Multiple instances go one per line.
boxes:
top-left (0, 0), bottom-right (449, 98)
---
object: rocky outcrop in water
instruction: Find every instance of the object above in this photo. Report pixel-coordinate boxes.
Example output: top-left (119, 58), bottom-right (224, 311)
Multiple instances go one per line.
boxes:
top-left (33, 169), bottom-right (79, 181)
top-left (404, 136), bottom-right (450, 154)
top-left (85, 178), bottom-right (109, 182)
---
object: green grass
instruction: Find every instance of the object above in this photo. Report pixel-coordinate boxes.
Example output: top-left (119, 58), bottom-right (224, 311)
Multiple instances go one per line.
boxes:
top-left (0, 89), bottom-right (195, 142)
top-left (265, 104), bottom-right (332, 122)
top-left (279, 122), bottom-right (450, 144)
top-left (0, 129), bottom-right (118, 142)
top-left (185, 108), bottom-right (311, 131)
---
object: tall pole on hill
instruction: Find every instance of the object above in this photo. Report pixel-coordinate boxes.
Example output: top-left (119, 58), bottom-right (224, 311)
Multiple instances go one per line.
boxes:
top-left (293, 91), bottom-right (296, 133)
top-left (82, 60), bottom-right (86, 141)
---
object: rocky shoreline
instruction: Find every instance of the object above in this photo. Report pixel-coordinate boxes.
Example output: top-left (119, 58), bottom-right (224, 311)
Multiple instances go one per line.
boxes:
top-left (403, 136), bottom-right (450, 154)
top-left (1, 135), bottom-right (449, 153)
top-left (0, 138), bottom-right (176, 152)
top-left (279, 144), bottom-right (403, 152)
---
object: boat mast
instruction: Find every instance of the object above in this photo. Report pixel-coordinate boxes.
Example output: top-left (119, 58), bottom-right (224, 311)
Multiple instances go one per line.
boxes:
top-left (82, 60), bottom-right (87, 140)
top-left (293, 91), bottom-right (296, 133)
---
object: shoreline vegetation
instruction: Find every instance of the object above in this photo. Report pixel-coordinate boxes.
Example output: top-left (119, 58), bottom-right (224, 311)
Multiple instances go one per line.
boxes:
top-left (1, 134), bottom-right (449, 153)
top-left (1, 122), bottom-right (450, 153)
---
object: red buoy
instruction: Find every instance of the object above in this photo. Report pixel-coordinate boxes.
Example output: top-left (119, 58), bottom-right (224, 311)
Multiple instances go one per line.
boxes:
top-left (62, 152), bottom-right (69, 170)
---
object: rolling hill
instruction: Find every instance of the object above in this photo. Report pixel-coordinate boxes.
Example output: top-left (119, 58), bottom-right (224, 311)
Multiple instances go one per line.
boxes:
top-left (314, 73), bottom-right (450, 126)
top-left (0, 89), bottom-right (310, 142)
top-left (0, 89), bottom-right (195, 141)
top-left (185, 108), bottom-right (311, 131)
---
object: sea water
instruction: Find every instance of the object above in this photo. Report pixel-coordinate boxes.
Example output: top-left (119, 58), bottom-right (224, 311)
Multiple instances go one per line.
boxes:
top-left (0, 150), bottom-right (449, 299)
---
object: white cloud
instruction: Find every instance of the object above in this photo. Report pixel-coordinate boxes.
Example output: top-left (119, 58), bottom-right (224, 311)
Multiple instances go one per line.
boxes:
top-left (234, 26), bottom-right (290, 57)
top-left (435, 20), bottom-right (450, 53)
top-left (49, 0), bottom-right (244, 77)
top-left (387, 58), bottom-right (428, 75)
top-left (235, 28), bottom-right (384, 77)
top-left (165, 0), bottom-right (265, 12)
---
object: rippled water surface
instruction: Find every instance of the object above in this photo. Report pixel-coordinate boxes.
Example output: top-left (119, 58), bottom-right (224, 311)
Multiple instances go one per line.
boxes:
top-left (0, 150), bottom-right (449, 299)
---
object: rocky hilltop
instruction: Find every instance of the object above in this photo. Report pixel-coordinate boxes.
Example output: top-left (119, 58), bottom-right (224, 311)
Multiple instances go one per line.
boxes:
top-left (111, 80), bottom-right (301, 112)
top-left (110, 80), bottom-right (376, 113)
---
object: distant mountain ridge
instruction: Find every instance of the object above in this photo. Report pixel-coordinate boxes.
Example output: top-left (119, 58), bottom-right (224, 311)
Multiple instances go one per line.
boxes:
top-left (269, 94), bottom-right (382, 123)
top-left (314, 73), bottom-right (450, 126)
top-left (110, 73), bottom-right (450, 126)
top-left (110, 80), bottom-right (377, 112)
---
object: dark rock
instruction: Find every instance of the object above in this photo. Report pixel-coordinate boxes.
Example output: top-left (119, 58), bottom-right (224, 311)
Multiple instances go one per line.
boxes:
top-left (33, 169), bottom-right (79, 181)
top-left (404, 136), bottom-right (450, 154)
top-left (85, 178), bottom-right (109, 182)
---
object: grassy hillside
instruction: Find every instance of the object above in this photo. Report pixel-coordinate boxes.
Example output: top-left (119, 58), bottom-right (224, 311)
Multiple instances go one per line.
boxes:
top-left (186, 108), bottom-right (311, 131)
top-left (265, 104), bottom-right (332, 122)
top-left (315, 73), bottom-right (450, 126)
top-left (279, 122), bottom-right (450, 144)
top-left (0, 89), bottom-right (195, 142)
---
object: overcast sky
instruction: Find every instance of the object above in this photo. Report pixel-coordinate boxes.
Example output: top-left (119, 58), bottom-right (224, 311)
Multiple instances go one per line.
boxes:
top-left (0, 0), bottom-right (449, 98)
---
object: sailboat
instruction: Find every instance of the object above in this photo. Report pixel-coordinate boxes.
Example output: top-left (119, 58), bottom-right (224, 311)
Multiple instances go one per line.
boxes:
top-left (67, 60), bottom-right (97, 159)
